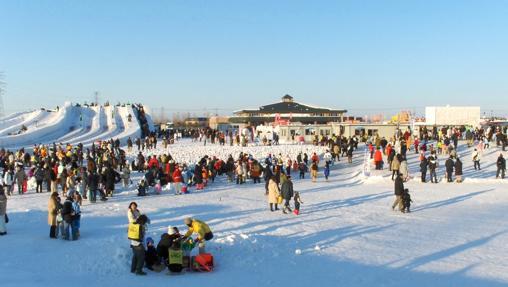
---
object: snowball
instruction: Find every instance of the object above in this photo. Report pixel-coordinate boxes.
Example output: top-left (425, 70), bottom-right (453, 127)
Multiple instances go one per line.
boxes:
top-left (295, 249), bottom-right (302, 255)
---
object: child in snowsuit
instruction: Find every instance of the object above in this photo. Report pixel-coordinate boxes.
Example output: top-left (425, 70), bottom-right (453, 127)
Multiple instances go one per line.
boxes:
top-left (402, 189), bottom-right (412, 213)
top-left (293, 191), bottom-right (303, 215)
top-left (137, 179), bottom-right (148, 196)
top-left (145, 237), bottom-right (160, 271)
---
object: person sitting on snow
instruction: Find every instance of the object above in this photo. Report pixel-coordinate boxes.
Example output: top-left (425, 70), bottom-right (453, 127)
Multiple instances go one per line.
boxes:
top-left (157, 226), bottom-right (182, 267)
top-left (137, 179), bottom-right (148, 196)
top-left (182, 218), bottom-right (213, 254)
top-left (145, 237), bottom-right (161, 271)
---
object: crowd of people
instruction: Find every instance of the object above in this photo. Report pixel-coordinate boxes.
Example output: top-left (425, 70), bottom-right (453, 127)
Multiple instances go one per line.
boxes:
top-left (0, 122), bottom-right (506, 275)
top-left (366, 125), bottom-right (507, 184)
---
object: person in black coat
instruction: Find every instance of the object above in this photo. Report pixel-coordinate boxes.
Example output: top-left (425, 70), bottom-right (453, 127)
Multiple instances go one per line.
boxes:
top-left (102, 166), bottom-right (118, 197)
top-left (455, 157), bottom-right (463, 183)
top-left (61, 197), bottom-right (75, 240)
top-left (497, 154), bottom-right (506, 179)
top-left (157, 227), bottom-right (182, 266)
top-left (193, 164), bottom-right (203, 185)
top-left (445, 157), bottom-right (455, 183)
top-left (263, 163), bottom-right (273, 194)
top-left (392, 174), bottom-right (404, 211)
top-left (420, 156), bottom-right (428, 183)
top-left (281, 176), bottom-right (294, 214)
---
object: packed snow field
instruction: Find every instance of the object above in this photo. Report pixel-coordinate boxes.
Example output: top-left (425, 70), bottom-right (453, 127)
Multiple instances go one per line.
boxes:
top-left (2, 140), bottom-right (508, 287)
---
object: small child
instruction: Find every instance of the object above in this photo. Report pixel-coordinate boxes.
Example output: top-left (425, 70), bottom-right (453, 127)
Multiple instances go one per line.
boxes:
top-left (402, 188), bottom-right (412, 213)
top-left (293, 191), bottom-right (303, 215)
top-left (145, 237), bottom-right (162, 271)
top-left (137, 179), bottom-right (148, 196)
top-left (324, 162), bottom-right (330, 181)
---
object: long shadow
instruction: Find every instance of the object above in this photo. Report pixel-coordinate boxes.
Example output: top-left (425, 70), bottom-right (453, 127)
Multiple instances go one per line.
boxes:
top-left (304, 191), bottom-right (393, 215)
top-left (412, 189), bottom-right (494, 212)
top-left (401, 230), bottom-right (507, 271)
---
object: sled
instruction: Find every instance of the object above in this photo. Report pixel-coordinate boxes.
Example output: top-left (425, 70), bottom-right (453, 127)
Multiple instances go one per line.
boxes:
top-left (191, 253), bottom-right (214, 272)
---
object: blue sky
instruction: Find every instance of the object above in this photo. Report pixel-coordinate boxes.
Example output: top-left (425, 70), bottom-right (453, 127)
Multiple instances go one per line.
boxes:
top-left (1, 0), bottom-right (507, 117)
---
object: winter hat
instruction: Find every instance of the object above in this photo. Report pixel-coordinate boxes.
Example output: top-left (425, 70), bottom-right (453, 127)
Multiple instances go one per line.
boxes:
top-left (184, 217), bottom-right (193, 226)
top-left (167, 226), bottom-right (175, 235)
top-left (146, 237), bottom-right (154, 246)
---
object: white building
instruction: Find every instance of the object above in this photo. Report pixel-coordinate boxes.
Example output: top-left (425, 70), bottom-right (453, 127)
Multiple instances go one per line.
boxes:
top-left (425, 106), bottom-right (481, 126)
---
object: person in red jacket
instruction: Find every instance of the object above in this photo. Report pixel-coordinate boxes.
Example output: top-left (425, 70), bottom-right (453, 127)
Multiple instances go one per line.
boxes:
top-left (374, 148), bottom-right (384, 170)
top-left (172, 166), bottom-right (183, 195)
top-left (413, 138), bottom-right (420, 154)
top-left (147, 155), bottom-right (159, 170)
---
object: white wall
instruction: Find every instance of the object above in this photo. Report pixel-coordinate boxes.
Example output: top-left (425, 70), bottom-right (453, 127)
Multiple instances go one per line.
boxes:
top-left (425, 106), bottom-right (481, 126)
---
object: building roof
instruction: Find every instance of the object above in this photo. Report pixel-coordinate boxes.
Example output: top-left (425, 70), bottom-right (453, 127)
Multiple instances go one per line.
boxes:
top-left (234, 95), bottom-right (347, 115)
top-left (229, 116), bottom-right (343, 124)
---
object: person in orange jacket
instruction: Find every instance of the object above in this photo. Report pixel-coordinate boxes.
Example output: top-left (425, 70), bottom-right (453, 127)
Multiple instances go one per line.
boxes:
top-left (374, 147), bottom-right (384, 170)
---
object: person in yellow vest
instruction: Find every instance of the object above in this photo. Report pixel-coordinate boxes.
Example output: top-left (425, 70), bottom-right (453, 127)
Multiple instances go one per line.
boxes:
top-left (182, 217), bottom-right (213, 254)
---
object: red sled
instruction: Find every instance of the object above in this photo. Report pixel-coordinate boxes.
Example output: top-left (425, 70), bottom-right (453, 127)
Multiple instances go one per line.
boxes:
top-left (196, 183), bottom-right (204, 190)
top-left (181, 186), bottom-right (188, 194)
top-left (293, 209), bottom-right (300, 216)
top-left (192, 253), bottom-right (214, 272)
top-left (22, 180), bottom-right (28, 193)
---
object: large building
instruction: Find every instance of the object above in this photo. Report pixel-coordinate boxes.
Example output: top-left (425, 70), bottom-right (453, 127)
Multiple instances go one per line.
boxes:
top-left (425, 106), bottom-right (481, 126)
top-left (229, 95), bottom-right (347, 126)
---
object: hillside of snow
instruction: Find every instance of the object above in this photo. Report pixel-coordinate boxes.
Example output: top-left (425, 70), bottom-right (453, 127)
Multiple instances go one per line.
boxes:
top-left (0, 103), bottom-right (149, 150)
top-left (1, 139), bottom-right (507, 287)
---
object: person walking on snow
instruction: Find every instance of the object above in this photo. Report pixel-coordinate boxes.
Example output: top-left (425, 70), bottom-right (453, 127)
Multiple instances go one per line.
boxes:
top-left (497, 153), bottom-right (506, 179)
top-left (392, 173), bottom-right (404, 212)
top-left (472, 149), bottom-right (481, 170)
top-left (281, 175), bottom-right (294, 214)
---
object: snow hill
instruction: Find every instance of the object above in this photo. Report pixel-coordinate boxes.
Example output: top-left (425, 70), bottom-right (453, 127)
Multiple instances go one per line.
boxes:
top-left (0, 102), bottom-right (151, 150)
top-left (1, 139), bottom-right (508, 287)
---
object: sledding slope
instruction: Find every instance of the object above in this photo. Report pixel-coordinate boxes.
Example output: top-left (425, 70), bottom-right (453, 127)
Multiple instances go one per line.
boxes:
top-left (2, 140), bottom-right (508, 287)
top-left (0, 103), bottom-right (145, 149)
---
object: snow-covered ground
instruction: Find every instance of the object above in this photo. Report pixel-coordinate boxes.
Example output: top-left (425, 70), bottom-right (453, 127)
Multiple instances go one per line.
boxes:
top-left (1, 140), bottom-right (507, 287)
top-left (0, 103), bottom-right (144, 150)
